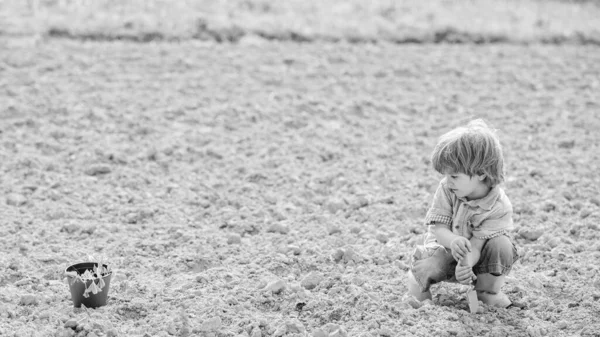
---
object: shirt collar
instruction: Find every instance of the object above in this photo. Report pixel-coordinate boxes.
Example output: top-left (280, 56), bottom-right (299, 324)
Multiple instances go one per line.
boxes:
top-left (457, 185), bottom-right (501, 211)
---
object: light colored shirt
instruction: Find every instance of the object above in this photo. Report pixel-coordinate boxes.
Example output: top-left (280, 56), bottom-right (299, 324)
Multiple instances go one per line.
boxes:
top-left (423, 178), bottom-right (514, 247)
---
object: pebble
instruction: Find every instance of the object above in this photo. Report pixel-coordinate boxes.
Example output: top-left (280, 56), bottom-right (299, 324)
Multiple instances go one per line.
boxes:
top-left (266, 279), bottom-right (286, 294)
top-left (84, 164), bottom-right (111, 176)
top-left (378, 328), bottom-right (393, 337)
top-left (547, 237), bottom-right (561, 248)
top-left (267, 223), bottom-right (289, 235)
top-left (557, 139), bottom-right (575, 149)
top-left (326, 199), bottom-right (345, 214)
top-left (341, 247), bottom-right (359, 263)
top-left (56, 329), bottom-right (75, 337)
top-left (327, 224), bottom-right (342, 235)
top-left (6, 193), bottom-right (27, 206)
top-left (312, 329), bottom-right (328, 337)
top-left (300, 272), bottom-right (323, 290)
top-left (375, 233), bottom-right (388, 244)
top-left (226, 233), bottom-right (241, 245)
top-left (19, 294), bottom-right (38, 306)
top-left (288, 245), bottom-right (301, 255)
top-left (321, 323), bottom-right (341, 334)
top-left (106, 328), bottom-right (118, 336)
top-left (285, 319), bottom-right (305, 333)
top-left (332, 249), bottom-right (344, 262)
top-left (199, 316), bottom-right (222, 332)
top-left (330, 327), bottom-right (348, 337)
top-left (61, 223), bottom-right (82, 234)
top-left (64, 319), bottom-right (78, 329)
top-left (518, 228), bottom-right (544, 241)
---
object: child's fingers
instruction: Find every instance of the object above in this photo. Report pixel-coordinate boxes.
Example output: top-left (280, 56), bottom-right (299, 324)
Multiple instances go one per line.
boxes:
top-left (465, 241), bottom-right (472, 252)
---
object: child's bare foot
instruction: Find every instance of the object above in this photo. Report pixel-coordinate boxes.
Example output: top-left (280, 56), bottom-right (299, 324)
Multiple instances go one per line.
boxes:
top-left (407, 271), bottom-right (432, 301)
top-left (474, 273), bottom-right (511, 308)
top-left (477, 291), bottom-right (512, 308)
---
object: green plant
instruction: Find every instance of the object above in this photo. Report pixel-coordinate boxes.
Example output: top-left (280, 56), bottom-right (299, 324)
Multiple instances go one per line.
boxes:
top-left (65, 257), bottom-right (112, 298)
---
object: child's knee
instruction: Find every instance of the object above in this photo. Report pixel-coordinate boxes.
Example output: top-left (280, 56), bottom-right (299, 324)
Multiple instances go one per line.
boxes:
top-left (484, 235), bottom-right (516, 260)
top-left (475, 235), bottom-right (518, 275)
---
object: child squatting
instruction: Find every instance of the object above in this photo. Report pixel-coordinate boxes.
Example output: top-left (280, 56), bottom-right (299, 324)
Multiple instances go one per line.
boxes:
top-left (407, 119), bottom-right (519, 308)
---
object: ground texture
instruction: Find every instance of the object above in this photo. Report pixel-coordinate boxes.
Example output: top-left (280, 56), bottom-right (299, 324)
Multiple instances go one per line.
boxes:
top-left (1, 37), bottom-right (600, 336)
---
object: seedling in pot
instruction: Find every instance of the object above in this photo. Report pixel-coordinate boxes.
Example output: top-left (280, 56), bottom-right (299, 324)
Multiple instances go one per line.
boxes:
top-left (65, 256), bottom-right (112, 299)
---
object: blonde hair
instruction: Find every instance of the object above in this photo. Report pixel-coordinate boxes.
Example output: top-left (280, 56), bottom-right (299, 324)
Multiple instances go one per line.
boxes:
top-left (431, 119), bottom-right (505, 187)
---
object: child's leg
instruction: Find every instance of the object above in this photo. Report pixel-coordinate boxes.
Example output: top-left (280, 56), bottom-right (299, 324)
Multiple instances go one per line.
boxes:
top-left (407, 245), bottom-right (456, 301)
top-left (472, 235), bottom-right (518, 307)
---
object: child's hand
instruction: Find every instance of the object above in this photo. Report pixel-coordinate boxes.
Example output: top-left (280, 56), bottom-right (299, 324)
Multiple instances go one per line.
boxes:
top-left (450, 237), bottom-right (471, 261)
top-left (455, 262), bottom-right (476, 285)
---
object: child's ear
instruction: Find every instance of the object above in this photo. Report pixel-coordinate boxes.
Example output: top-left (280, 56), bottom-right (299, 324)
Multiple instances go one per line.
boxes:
top-left (477, 174), bottom-right (486, 181)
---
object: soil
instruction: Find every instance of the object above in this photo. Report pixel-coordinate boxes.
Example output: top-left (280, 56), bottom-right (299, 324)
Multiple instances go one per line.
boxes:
top-left (1, 37), bottom-right (599, 337)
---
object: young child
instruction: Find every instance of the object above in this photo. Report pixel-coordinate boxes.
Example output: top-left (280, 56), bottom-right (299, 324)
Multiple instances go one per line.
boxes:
top-left (407, 119), bottom-right (518, 308)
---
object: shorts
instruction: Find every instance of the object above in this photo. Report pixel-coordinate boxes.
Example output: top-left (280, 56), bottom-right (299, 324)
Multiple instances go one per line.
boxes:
top-left (410, 235), bottom-right (519, 292)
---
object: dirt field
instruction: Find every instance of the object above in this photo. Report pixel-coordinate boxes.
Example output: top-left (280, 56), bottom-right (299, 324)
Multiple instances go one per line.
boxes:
top-left (1, 36), bottom-right (600, 336)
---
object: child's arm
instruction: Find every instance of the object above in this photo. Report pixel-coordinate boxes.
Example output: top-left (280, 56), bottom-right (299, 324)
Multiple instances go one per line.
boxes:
top-left (455, 237), bottom-right (486, 284)
top-left (463, 237), bottom-right (485, 267)
top-left (432, 224), bottom-right (471, 261)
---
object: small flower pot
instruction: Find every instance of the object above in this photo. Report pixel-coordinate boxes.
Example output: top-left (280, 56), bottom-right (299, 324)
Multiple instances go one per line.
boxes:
top-left (65, 262), bottom-right (112, 308)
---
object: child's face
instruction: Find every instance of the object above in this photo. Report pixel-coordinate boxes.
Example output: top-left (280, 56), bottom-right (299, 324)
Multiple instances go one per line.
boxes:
top-left (444, 172), bottom-right (488, 200)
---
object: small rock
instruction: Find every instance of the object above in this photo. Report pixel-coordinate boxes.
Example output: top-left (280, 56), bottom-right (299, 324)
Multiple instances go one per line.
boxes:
top-left (267, 223), bottom-right (289, 235)
top-left (528, 168), bottom-right (543, 177)
top-left (64, 318), bottom-right (78, 329)
top-left (285, 319), bottom-right (305, 333)
top-left (330, 327), bottom-right (348, 337)
top-left (341, 247), bottom-right (359, 263)
top-left (547, 237), bottom-right (561, 248)
top-left (288, 245), bottom-right (301, 255)
top-left (301, 272), bottom-right (324, 290)
top-left (542, 201), bottom-right (556, 212)
top-left (273, 324), bottom-right (287, 337)
top-left (15, 278), bottom-right (32, 286)
top-left (199, 316), bottom-right (221, 332)
top-left (251, 327), bottom-right (262, 337)
top-left (326, 199), bottom-right (345, 214)
top-left (327, 224), bottom-right (342, 235)
top-left (378, 328), bottom-right (393, 337)
top-left (226, 233), bottom-right (241, 245)
top-left (61, 223), bottom-right (81, 234)
top-left (56, 329), bottom-right (75, 337)
top-left (375, 233), bottom-right (389, 244)
top-left (332, 249), bottom-right (344, 262)
top-left (87, 333), bottom-right (98, 337)
top-left (6, 193), bottom-right (27, 206)
top-left (556, 321), bottom-right (568, 329)
top-left (518, 228), bottom-right (544, 241)
top-left (84, 164), bottom-right (111, 176)
top-left (167, 324), bottom-right (177, 335)
top-left (557, 140), bottom-right (575, 149)
top-left (19, 294), bottom-right (38, 306)
top-left (312, 329), bottom-right (328, 337)
top-left (266, 279), bottom-right (286, 294)
top-left (350, 226), bottom-right (361, 234)
top-left (580, 208), bottom-right (592, 219)
top-left (106, 328), bottom-right (118, 337)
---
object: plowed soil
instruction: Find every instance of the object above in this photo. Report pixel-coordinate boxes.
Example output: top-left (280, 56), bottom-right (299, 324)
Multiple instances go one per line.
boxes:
top-left (1, 37), bottom-right (599, 337)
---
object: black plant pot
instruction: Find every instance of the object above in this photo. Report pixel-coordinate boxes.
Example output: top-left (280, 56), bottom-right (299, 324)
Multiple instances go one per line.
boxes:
top-left (65, 262), bottom-right (112, 308)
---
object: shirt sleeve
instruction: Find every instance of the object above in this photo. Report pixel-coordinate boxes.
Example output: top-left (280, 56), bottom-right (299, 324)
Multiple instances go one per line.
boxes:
top-left (472, 203), bottom-right (514, 239)
top-left (424, 180), bottom-right (454, 229)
